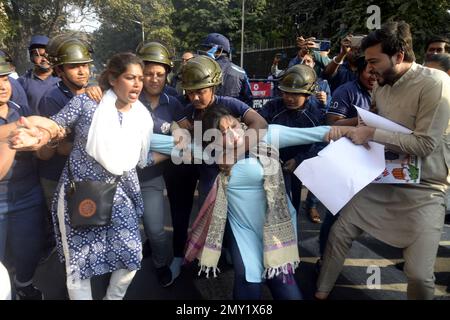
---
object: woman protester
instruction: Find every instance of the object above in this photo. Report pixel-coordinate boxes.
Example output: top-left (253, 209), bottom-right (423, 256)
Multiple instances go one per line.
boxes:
top-left (9, 52), bottom-right (168, 300)
top-left (183, 105), bottom-right (350, 299)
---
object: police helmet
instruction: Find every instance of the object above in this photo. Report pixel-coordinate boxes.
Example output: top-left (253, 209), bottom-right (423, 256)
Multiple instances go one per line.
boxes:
top-left (278, 64), bottom-right (317, 95)
top-left (47, 37), bottom-right (93, 66)
top-left (180, 55), bottom-right (222, 91)
top-left (136, 41), bottom-right (173, 71)
top-left (200, 33), bottom-right (231, 53)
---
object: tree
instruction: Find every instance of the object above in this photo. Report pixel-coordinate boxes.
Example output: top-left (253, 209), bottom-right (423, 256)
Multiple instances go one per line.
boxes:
top-left (1, 0), bottom-right (93, 73)
top-left (289, 0), bottom-right (450, 60)
top-left (91, 0), bottom-right (175, 68)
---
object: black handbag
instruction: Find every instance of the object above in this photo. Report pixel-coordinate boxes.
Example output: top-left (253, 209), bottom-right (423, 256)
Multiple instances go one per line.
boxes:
top-left (67, 165), bottom-right (120, 228)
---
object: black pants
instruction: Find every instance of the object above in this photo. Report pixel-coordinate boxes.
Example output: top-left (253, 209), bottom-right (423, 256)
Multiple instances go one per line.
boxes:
top-left (164, 162), bottom-right (219, 257)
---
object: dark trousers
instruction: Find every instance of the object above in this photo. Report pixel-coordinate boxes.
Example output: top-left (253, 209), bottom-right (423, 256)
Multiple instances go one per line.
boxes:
top-left (227, 224), bottom-right (303, 300)
top-left (164, 162), bottom-right (219, 258)
top-left (283, 171), bottom-right (302, 213)
top-left (0, 204), bottom-right (46, 283)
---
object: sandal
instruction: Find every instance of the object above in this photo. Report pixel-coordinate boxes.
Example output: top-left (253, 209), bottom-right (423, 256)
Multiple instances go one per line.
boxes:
top-left (309, 208), bottom-right (322, 223)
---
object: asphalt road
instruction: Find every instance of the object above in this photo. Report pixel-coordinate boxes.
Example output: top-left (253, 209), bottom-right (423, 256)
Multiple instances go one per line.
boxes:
top-left (30, 189), bottom-right (450, 300)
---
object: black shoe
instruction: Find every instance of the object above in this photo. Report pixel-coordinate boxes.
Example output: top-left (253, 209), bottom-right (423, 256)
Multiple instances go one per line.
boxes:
top-left (15, 284), bottom-right (43, 300)
top-left (142, 240), bottom-right (152, 259)
top-left (156, 265), bottom-right (173, 287)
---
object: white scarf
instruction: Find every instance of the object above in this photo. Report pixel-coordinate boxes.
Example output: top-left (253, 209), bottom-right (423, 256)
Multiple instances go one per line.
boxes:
top-left (86, 89), bottom-right (153, 175)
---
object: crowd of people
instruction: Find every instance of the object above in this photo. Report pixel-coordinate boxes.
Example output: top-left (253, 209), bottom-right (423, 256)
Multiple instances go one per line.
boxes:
top-left (0, 20), bottom-right (449, 300)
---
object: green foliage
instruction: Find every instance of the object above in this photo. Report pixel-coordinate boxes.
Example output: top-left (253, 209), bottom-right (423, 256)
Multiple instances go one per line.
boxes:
top-left (171, 0), bottom-right (294, 58)
top-left (1, 0), bottom-right (92, 73)
top-left (91, 0), bottom-right (175, 68)
top-left (288, 0), bottom-right (450, 60)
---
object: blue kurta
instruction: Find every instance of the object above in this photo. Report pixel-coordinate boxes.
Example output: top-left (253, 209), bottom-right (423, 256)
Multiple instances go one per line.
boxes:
top-left (150, 124), bottom-right (330, 282)
top-left (51, 94), bottom-right (145, 281)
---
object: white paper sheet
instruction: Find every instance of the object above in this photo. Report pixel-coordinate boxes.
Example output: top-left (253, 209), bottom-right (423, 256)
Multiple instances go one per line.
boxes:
top-left (294, 137), bottom-right (386, 215)
top-left (354, 106), bottom-right (412, 134)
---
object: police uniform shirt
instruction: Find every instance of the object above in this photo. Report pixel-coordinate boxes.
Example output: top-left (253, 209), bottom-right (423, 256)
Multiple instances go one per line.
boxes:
top-left (258, 97), bottom-right (320, 164)
top-left (9, 76), bottom-right (30, 111)
top-left (37, 81), bottom-right (74, 182)
top-left (0, 101), bottom-right (43, 213)
top-left (137, 92), bottom-right (187, 181)
top-left (327, 79), bottom-right (371, 119)
top-left (215, 56), bottom-right (253, 106)
top-left (163, 84), bottom-right (178, 97)
top-left (18, 69), bottom-right (59, 115)
top-left (326, 61), bottom-right (357, 94)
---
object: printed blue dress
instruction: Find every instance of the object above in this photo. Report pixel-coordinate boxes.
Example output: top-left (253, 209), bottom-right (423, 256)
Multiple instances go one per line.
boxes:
top-left (50, 94), bottom-right (146, 281)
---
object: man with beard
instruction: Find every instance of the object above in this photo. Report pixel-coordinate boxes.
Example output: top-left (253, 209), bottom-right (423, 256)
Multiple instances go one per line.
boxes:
top-left (18, 35), bottom-right (59, 114)
top-left (315, 21), bottom-right (450, 300)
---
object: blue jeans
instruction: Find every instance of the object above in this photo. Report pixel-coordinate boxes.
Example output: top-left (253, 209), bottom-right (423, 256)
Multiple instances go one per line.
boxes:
top-left (0, 204), bottom-right (46, 283)
top-left (227, 225), bottom-right (303, 300)
top-left (141, 175), bottom-right (168, 268)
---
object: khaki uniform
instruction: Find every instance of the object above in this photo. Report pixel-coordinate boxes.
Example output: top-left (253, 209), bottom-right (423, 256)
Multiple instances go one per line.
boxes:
top-left (318, 63), bottom-right (450, 299)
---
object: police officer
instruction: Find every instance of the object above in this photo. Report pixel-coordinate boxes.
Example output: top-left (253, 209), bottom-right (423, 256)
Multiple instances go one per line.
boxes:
top-left (0, 54), bottom-right (46, 300)
top-left (326, 56), bottom-right (376, 126)
top-left (135, 41), bottom-right (188, 287)
top-left (37, 36), bottom-right (93, 208)
top-left (18, 35), bottom-right (59, 115)
top-left (0, 49), bottom-right (30, 114)
top-left (199, 33), bottom-right (253, 106)
top-left (167, 55), bottom-right (267, 281)
top-left (258, 64), bottom-right (321, 222)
